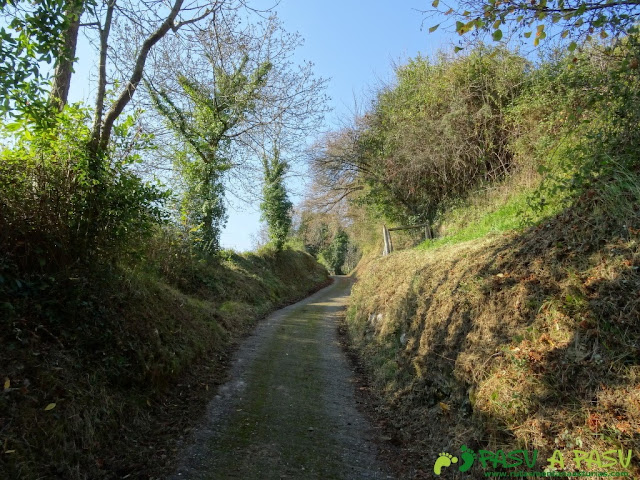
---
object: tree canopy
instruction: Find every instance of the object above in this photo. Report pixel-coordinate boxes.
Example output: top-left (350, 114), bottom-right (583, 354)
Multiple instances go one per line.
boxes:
top-left (0, 0), bottom-right (90, 119)
top-left (425, 0), bottom-right (640, 48)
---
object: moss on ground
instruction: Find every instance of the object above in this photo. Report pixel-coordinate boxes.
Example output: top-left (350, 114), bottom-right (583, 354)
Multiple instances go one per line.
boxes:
top-left (205, 306), bottom-right (343, 478)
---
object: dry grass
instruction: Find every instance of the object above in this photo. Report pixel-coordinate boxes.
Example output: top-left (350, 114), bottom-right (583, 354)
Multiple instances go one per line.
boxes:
top-left (347, 178), bottom-right (640, 477)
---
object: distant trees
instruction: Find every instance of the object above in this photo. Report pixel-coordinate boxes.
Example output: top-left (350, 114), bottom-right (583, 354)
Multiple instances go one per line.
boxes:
top-left (292, 202), bottom-right (360, 274)
top-left (148, 57), bottom-right (272, 252)
top-left (143, 13), bottom-right (327, 253)
top-left (321, 229), bottom-right (349, 275)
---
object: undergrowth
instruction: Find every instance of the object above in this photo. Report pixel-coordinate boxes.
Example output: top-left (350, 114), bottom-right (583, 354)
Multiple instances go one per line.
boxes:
top-left (0, 234), bottom-right (329, 479)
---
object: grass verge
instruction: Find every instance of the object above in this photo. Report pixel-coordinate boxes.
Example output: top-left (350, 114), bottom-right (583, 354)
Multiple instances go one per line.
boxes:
top-left (346, 170), bottom-right (640, 478)
top-left (0, 244), bottom-right (329, 479)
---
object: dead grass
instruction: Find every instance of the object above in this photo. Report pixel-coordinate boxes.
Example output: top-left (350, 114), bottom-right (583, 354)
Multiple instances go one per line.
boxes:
top-left (346, 176), bottom-right (640, 477)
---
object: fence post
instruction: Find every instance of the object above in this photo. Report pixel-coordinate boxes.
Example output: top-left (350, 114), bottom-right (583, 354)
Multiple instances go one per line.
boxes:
top-left (424, 222), bottom-right (433, 240)
top-left (382, 225), bottom-right (390, 255)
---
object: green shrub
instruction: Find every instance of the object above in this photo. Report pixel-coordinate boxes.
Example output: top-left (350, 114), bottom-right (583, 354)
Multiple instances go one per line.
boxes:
top-left (0, 105), bottom-right (168, 273)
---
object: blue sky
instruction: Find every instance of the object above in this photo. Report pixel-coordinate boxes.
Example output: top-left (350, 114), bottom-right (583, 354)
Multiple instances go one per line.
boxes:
top-left (221, 0), bottom-right (456, 251)
top-left (68, 1), bottom-right (456, 252)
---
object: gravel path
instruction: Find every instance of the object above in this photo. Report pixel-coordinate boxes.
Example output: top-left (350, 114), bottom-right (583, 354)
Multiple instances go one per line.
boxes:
top-left (168, 276), bottom-right (393, 480)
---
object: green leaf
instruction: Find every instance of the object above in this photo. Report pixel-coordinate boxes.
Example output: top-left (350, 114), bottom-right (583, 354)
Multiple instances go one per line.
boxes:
top-left (600, 30), bottom-right (608, 38)
top-left (44, 403), bottom-right (56, 411)
top-left (454, 46), bottom-right (464, 52)
top-left (524, 31), bottom-right (532, 38)
top-left (455, 21), bottom-right (465, 33)
top-left (493, 19), bottom-right (501, 29)
top-left (4, 122), bottom-right (21, 132)
top-left (429, 24), bottom-right (440, 33)
top-left (561, 30), bottom-right (569, 38)
top-left (492, 29), bottom-right (503, 41)
top-left (432, 0), bottom-right (439, 7)
top-left (568, 41), bottom-right (577, 51)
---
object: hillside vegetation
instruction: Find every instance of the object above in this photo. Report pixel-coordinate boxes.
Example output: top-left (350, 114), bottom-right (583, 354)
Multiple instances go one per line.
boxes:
top-left (308, 37), bottom-right (640, 478)
top-left (348, 180), bottom-right (639, 476)
top-left (0, 3), bottom-right (332, 478)
top-left (0, 239), bottom-right (328, 478)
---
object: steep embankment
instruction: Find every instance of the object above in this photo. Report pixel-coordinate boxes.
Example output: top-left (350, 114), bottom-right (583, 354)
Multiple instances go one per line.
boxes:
top-left (347, 190), bottom-right (640, 478)
top-left (0, 248), bottom-right (329, 479)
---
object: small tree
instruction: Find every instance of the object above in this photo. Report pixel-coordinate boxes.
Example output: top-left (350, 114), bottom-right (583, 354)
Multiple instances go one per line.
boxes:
top-left (260, 147), bottom-right (293, 251)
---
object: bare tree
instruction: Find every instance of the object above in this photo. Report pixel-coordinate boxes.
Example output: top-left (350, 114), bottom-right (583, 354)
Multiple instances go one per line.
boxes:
top-left (136, 10), bottom-right (329, 199)
top-left (84, 0), bottom-right (224, 156)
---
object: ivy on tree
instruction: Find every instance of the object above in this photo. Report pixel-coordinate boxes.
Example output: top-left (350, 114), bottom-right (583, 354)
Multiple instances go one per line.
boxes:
top-left (260, 147), bottom-right (293, 252)
top-left (147, 57), bottom-right (272, 252)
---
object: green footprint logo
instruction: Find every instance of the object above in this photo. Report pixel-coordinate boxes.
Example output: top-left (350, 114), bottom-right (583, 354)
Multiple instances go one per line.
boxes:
top-left (433, 452), bottom-right (458, 475)
top-left (458, 445), bottom-right (476, 473)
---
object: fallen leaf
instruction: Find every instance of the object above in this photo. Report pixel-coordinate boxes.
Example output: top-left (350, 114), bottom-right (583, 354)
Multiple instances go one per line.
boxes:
top-left (3, 378), bottom-right (9, 390)
top-left (4, 450), bottom-right (16, 454)
top-left (439, 402), bottom-right (450, 413)
top-left (44, 403), bottom-right (56, 411)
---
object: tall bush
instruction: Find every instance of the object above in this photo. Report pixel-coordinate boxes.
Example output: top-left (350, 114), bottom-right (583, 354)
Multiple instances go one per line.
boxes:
top-left (0, 105), bottom-right (167, 273)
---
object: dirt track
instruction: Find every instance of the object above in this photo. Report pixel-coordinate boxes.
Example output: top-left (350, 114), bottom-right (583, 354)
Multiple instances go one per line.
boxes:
top-left (169, 276), bottom-right (393, 479)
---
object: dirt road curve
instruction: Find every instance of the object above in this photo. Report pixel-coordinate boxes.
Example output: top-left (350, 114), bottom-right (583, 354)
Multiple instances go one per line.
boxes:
top-left (169, 276), bottom-right (393, 480)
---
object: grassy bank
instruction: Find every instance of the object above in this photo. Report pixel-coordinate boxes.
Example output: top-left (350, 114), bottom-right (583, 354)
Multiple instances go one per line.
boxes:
top-left (346, 171), bottom-right (640, 478)
top-left (0, 244), bottom-right (329, 479)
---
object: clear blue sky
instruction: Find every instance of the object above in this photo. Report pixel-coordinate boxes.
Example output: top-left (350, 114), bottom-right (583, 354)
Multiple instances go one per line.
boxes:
top-left (69, 1), bottom-right (456, 252)
top-left (221, 0), bottom-right (455, 251)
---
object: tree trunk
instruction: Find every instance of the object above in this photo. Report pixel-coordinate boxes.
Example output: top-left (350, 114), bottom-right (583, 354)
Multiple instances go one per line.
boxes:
top-left (50, 0), bottom-right (85, 110)
top-left (96, 0), bottom-right (185, 151)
